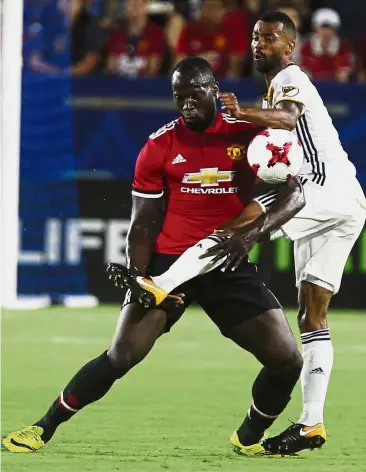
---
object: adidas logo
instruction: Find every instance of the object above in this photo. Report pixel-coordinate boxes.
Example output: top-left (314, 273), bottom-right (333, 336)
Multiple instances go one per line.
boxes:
top-left (172, 154), bottom-right (186, 165)
top-left (310, 367), bottom-right (325, 375)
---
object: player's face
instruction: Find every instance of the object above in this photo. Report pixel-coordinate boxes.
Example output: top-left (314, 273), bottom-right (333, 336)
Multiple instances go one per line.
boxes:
top-left (172, 74), bottom-right (218, 131)
top-left (252, 21), bottom-right (294, 74)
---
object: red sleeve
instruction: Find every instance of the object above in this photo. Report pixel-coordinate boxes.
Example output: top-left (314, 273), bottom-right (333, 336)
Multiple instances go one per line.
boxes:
top-left (132, 137), bottom-right (166, 197)
top-left (176, 24), bottom-right (191, 56)
top-left (108, 31), bottom-right (124, 55)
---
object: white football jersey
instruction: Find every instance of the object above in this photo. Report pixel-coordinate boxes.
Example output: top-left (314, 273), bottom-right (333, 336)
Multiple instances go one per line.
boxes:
top-left (263, 64), bottom-right (354, 186)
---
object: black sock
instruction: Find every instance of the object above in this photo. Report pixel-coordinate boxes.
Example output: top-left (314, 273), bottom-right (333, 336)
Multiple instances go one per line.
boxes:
top-left (238, 405), bottom-right (277, 446)
top-left (35, 351), bottom-right (125, 442)
top-left (238, 366), bottom-right (299, 446)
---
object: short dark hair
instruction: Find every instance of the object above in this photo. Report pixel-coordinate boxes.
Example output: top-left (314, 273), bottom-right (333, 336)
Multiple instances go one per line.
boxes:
top-left (259, 10), bottom-right (296, 36)
top-left (172, 57), bottom-right (215, 82)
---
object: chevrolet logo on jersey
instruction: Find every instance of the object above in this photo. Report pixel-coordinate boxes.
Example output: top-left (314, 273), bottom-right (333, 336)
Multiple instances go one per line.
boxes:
top-left (181, 168), bottom-right (237, 194)
top-left (182, 168), bottom-right (235, 186)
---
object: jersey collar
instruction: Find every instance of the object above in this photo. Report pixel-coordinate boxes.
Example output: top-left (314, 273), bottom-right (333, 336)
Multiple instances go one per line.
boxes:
top-left (179, 111), bottom-right (223, 134)
top-left (264, 62), bottom-right (296, 101)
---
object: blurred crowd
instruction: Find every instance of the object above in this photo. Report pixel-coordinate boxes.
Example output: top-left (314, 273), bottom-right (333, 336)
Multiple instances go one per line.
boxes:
top-left (23, 0), bottom-right (366, 81)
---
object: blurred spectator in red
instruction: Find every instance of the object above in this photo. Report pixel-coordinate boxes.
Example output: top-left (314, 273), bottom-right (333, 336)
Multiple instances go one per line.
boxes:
top-left (300, 8), bottom-right (353, 82)
top-left (223, 1), bottom-right (256, 51)
top-left (107, 0), bottom-right (165, 77)
top-left (165, 7), bottom-right (186, 52)
top-left (28, 0), bottom-right (103, 75)
top-left (354, 35), bottom-right (366, 82)
top-left (175, 0), bottom-right (247, 78)
top-left (276, 5), bottom-right (302, 65)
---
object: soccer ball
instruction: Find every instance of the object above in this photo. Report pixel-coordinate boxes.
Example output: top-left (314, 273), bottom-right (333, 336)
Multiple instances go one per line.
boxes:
top-left (247, 129), bottom-right (304, 184)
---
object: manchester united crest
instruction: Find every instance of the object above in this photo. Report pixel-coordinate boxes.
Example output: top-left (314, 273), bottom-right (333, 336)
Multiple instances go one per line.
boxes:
top-left (227, 144), bottom-right (245, 161)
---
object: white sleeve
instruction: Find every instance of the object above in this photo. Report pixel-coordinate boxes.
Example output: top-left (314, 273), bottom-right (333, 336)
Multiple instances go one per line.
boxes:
top-left (253, 188), bottom-right (279, 213)
top-left (272, 68), bottom-right (308, 114)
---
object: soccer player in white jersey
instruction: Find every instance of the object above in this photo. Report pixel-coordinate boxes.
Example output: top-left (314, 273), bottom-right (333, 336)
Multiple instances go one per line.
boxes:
top-left (108, 11), bottom-right (366, 455)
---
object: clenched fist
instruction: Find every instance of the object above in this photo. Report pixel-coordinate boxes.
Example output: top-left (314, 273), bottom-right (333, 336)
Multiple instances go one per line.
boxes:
top-left (220, 92), bottom-right (242, 119)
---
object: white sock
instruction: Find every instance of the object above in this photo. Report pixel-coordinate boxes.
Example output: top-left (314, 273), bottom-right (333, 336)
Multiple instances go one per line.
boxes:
top-left (298, 329), bottom-right (333, 426)
top-left (151, 235), bottom-right (226, 293)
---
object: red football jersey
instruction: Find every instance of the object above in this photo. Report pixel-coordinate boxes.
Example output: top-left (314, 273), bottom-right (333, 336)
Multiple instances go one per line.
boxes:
top-left (176, 20), bottom-right (247, 76)
top-left (132, 113), bottom-right (261, 254)
top-left (108, 22), bottom-right (164, 77)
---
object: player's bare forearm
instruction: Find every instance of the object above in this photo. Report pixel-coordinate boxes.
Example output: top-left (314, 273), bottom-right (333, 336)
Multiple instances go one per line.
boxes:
top-left (126, 196), bottom-right (164, 276)
top-left (252, 176), bottom-right (305, 237)
top-left (237, 106), bottom-right (297, 130)
top-left (220, 93), bottom-right (302, 131)
top-left (218, 201), bottom-right (264, 231)
top-left (202, 177), bottom-right (304, 270)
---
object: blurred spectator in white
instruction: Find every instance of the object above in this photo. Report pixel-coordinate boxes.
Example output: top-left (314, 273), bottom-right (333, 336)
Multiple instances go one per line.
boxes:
top-left (28, 0), bottom-right (104, 75)
top-left (300, 8), bottom-right (353, 82)
top-left (175, 0), bottom-right (247, 78)
top-left (276, 5), bottom-right (302, 64)
top-left (107, 0), bottom-right (165, 77)
top-left (321, 0), bottom-right (365, 42)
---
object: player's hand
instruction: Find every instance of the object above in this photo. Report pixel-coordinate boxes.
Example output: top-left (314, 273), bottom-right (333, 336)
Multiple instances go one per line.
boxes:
top-left (220, 93), bottom-right (242, 119)
top-left (199, 226), bottom-right (261, 272)
top-left (166, 293), bottom-right (185, 305)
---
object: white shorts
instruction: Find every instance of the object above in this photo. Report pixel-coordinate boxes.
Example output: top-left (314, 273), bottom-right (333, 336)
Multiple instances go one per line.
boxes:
top-left (271, 164), bottom-right (366, 294)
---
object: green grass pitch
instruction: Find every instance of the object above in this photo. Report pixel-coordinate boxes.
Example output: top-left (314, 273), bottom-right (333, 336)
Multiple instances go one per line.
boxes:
top-left (2, 306), bottom-right (366, 472)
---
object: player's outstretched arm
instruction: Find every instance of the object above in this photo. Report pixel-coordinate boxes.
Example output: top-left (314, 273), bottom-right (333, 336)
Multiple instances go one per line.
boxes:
top-left (250, 176), bottom-right (305, 237)
top-left (220, 93), bottom-right (302, 131)
top-left (201, 177), bottom-right (305, 271)
top-left (217, 200), bottom-right (264, 231)
top-left (127, 195), bottom-right (164, 276)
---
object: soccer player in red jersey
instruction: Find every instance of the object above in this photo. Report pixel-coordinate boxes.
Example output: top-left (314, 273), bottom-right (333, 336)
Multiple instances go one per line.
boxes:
top-left (2, 58), bottom-right (305, 457)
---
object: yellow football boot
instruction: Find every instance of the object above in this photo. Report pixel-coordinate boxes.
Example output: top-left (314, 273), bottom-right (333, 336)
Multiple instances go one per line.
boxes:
top-left (136, 276), bottom-right (168, 306)
top-left (2, 426), bottom-right (45, 453)
top-left (107, 263), bottom-right (168, 308)
top-left (230, 430), bottom-right (271, 456)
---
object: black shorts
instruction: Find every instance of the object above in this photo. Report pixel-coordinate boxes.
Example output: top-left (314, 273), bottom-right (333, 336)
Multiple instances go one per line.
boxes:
top-left (138, 253), bottom-right (282, 336)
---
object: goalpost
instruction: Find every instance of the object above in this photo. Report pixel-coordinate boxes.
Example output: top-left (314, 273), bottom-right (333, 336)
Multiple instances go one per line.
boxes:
top-left (1, 0), bottom-right (24, 308)
top-left (1, 0), bottom-right (97, 309)
top-left (1, 0), bottom-right (50, 308)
